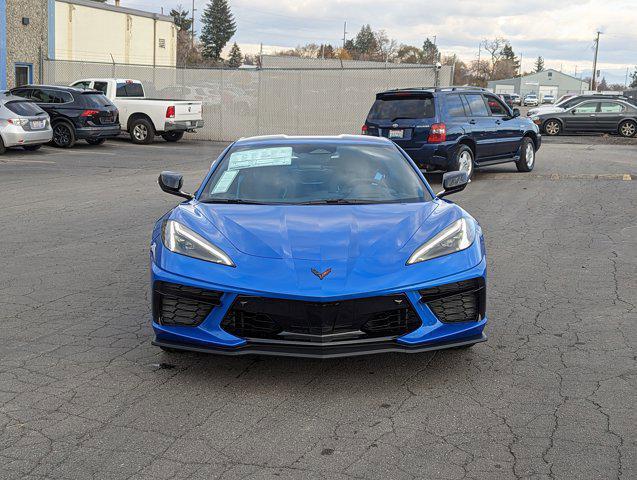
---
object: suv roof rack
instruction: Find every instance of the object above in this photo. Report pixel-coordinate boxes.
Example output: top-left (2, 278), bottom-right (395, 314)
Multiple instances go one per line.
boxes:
top-left (380, 86), bottom-right (489, 94)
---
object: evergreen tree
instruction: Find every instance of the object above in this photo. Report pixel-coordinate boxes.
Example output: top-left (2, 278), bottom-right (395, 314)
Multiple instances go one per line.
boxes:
top-left (500, 43), bottom-right (520, 75)
top-left (534, 56), bottom-right (545, 73)
top-left (227, 42), bottom-right (243, 68)
top-left (354, 25), bottom-right (378, 58)
top-left (598, 77), bottom-right (608, 91)
top-left (200, 0), bottom-right (236, 61)
top-left (170, 6), bottom-right (192, 32)
top-left (630, 67), bottom-right (637, 88)
top-left (422, 38), bottom-right (439, 64)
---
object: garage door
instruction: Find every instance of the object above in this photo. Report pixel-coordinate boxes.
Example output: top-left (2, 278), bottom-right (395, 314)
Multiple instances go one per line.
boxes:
top-left (539, 85), bottom-right (558, 101)
top-left (494, 84), bottom-right (515, 94)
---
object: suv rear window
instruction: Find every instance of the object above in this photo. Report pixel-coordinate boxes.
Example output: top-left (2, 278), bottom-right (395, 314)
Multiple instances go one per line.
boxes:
top-left (82, 92), bottom-right (112, 107)
top-left (4, 100), bottom-right (46, 116)
top-left (116, 82), bottom-right (144, 97)
top-left (367, 95), bottom-right (435, 120)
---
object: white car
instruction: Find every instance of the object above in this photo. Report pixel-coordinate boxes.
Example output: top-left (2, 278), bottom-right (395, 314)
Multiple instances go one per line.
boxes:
top-left (0, 93), bottom-right (52, 154)
top-left (542, 94), bottom-right (555, 104)
top-left (523, 95), bottom-right (539, 106)
top-left (70, 79), bottom-right (204, 144)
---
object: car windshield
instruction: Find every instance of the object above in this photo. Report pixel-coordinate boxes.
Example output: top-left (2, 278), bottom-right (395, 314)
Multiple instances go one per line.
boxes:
top-left (367, 95), bottom-right (435, 121)
top-left (199, 142), bottom-right (431, 205)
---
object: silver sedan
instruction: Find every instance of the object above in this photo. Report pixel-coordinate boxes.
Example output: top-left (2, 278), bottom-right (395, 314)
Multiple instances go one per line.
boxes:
top-left (0, 92), bottom-right (53, 154)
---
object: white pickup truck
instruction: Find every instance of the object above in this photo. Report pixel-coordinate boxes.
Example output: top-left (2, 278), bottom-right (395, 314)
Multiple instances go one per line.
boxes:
top-left (70, 78), bottom-right (204, 144)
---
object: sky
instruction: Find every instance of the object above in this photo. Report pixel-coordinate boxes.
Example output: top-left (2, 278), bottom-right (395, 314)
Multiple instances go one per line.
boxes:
top-left (123, 0), bottom-right (636, 85)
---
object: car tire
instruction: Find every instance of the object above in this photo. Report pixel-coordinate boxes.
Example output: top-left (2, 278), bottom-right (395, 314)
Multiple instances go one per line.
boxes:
top-left (129, 118), bottom-right (154, 144)
top-left (86, 138), bottom-right (106, 146)
top-left (452, 144), bottom-right (475, 179)
top-left (618, 120), bottom-right (637, 138)
top-left (51, 122), bottom-right (76, 148)
top-left (22, 145), bottom-right (42, 151)
top-left (161, 131), bottom-right (185, 142)
top-left (0, 137), bottom-right (5, 155)
top-left (543, 119), bottom-right (561, 136)
top-left (516, 137), bottom-right (536, 172)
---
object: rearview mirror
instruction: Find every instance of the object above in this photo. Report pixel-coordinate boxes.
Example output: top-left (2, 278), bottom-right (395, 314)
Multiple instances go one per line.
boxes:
top-left (511, 108), bottom-right (520, 118)
top-left (158, 171), bottom-right (193, 200)
top-left (437, 171), bottom-right (470, 198)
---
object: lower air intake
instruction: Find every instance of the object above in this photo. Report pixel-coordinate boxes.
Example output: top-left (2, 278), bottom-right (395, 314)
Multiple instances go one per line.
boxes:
top-left (153, 281), bottom-right (222, 327)
top-left (419, 278), bottom-right (486, 323)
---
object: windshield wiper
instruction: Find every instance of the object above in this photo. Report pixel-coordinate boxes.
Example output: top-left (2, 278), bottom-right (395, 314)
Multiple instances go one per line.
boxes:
top-left (299, 198), bottom-right (378, 205)
top-left (199, 198), bottom-right (266, 205)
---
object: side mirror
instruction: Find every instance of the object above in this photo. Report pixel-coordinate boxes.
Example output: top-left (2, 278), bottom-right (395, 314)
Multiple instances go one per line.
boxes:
top-left (437, 171), bottom-right (470, 198)
top-left (158, 171), bottom-right (193, 200)
top-left (511, 108), bottom-right (520, 118)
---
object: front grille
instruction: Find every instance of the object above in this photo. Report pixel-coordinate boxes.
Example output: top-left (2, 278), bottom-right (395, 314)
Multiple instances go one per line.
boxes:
top-left (221, 295), bottom-right (421, 342)
top-left (152, 281), bottom-right (222, 327)
top-left (419, 278), bottom-right (485, 323)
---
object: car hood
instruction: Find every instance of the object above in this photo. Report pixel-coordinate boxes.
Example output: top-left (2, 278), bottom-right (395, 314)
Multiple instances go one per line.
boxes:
top-left (184, 202), bottom-right (439, 261)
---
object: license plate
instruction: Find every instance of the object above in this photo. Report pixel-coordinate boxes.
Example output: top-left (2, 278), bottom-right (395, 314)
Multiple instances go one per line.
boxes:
top-left (31, 120), bottom-right (45, 129)
top-left (101, 116), bottom-right (113, 124)
top-left (388, 129), bottom-right (404, 139)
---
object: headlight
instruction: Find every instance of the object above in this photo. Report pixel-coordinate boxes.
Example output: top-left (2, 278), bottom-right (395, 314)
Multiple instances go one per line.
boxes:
top-left (407, 218), bottom-right (476, 265)
top-left (162, 220), bottom-right (235, 266)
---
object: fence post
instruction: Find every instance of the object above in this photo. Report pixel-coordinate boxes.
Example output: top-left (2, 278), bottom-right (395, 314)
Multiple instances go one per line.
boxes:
top-left (256, 69), bottom-right (262, 136)
top-left (219, 67), bottom-right (224, 141)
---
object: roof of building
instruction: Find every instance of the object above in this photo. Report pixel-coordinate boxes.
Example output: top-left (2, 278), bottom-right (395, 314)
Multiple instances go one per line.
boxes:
top-left (57, 0), bottom-right (174, 23)
top-left (488, 69), bottom-right (588, 85)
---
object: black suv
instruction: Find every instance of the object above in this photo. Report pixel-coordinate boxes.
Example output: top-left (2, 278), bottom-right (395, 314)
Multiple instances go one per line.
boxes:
top-left (362, 87), bottom-right (541, 178)
top-left (10, 85), bottom-right (120, 148)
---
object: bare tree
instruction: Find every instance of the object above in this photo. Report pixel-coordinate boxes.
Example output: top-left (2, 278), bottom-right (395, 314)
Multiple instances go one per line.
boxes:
top-left (481, 37), bottom-right (507, 77)
top-left (374, 30), bottom-right (398, 62)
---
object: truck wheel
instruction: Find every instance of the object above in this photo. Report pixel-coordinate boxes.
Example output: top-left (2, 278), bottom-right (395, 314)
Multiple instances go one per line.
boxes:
top-left (452, 144), bottom-right (474, 179)
top-left (129, 118), bottom-right (154, 144)
top-left (51, 122), bottom-right (76, 148)
top-left (543, 120), bottom-right (561, 136)
top-left (23, 145), bottom-right (42, 151)
top-left (618, 120), bottom-right (636, 138)
top-left (86, 138), bottom-right (106, 146)
top-left (516, 137), bottom-right (535, 172)
top-left (161, 131), bottom-right (184, 142)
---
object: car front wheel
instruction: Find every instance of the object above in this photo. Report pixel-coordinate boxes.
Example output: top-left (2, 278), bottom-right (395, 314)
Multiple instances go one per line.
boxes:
top-left (516, 137), bottom-right (535, 172)
top-left (452, 144), bottom-right (474, 179)
top-left (618, 120), bottom-right (636, 138)
top-left (52, 123), bottom-right (76, 148)
top-left (543, 120), bottom-right (561, 136)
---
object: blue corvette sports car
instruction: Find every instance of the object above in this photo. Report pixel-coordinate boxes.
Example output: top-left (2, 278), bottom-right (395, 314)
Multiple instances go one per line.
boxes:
top-left (150, 135), bottom-right (487, 358)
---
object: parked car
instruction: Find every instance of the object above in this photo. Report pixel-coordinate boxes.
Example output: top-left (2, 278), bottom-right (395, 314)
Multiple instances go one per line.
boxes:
top-left (542, 94), bottom-right (555, 104)
top-left (150, 135), bottom-right (487, 358)
top-left (498, 93), bottom-right (514, 108)
top-left (524, 94), bottom-right (539, 106)
top-left (528, 93), bottom-right (635, 117)
top-left (70, 78), bottom-right (204, 144)
top-left (532, 99), bottom-right (637, 137)
top-left (510, 93), bottom-right (521, 106)
top-left (0, 92), bottom-right (52, 153)
top-left (10, 85), bottom-right (120, 148)
top-left (362, 87), bottom-right (541, 179)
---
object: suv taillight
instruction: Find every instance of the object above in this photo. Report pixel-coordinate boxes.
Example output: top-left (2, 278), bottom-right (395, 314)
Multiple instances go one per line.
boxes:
top-left (428, 123), bottom-right (446, 143)
top-left (166, 106), bottom-right (175, 118)
top-left (80, 109), bottom-right (99, 117)
top-left (361, 124), bottom-right (368, 135)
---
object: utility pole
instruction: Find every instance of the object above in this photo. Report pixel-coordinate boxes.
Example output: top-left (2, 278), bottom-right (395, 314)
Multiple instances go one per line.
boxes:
top-left (191, 0), bottom-right (196, 49)
top-left (342, 21), bottom-right (347, 51)
top-left (590, 31), bottom-right (601, 91)
top-left (625, 67), bottom-right (630, 88)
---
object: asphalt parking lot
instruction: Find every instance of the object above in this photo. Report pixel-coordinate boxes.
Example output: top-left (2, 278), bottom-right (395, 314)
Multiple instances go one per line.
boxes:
top-left (1, 136), bottom-right (635, 480)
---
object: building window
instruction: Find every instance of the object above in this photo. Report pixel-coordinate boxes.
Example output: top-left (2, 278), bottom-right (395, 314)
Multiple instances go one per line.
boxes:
top-left (15, 64), bottom-right (33, 87)
top-left (158, 38), bottom-right (166, 49)
top-left (548, 72), bottom-right (552, 78)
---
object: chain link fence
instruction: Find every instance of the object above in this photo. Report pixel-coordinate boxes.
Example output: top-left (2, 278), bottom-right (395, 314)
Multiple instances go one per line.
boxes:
top-left (44, 59), bottom-right (452, 142)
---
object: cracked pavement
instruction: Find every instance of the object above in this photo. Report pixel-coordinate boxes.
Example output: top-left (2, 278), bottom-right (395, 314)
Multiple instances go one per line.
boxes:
top-left (0, 136), bottom-right (635, 479)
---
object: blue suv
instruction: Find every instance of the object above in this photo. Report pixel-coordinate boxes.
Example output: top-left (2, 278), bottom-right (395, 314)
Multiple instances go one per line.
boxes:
top-left (362, 87), bottom-right (541, 178)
